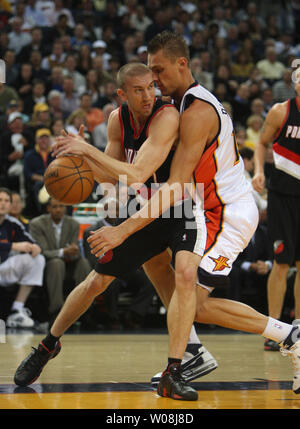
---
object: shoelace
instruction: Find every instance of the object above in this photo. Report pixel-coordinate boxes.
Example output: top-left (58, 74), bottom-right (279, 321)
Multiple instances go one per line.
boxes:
top-left (280, 344), bottom-right (300, 373)
top-left (20, 307), bottom-right (33, 317)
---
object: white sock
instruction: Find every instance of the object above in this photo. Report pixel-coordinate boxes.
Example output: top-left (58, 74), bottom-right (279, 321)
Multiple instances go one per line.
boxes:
top-left (11, 301), bottom-right (24, 312)
top-left (188, 325), bottom-right (201, 345)
top-left (262, 317), bottom-right (293, 343)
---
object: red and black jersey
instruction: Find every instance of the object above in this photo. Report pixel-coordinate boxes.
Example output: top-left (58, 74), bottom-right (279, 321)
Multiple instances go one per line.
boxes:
top-left (118, 98), bottom-right (176, 192)
top-left (270, 97), bottom-right (300, 196)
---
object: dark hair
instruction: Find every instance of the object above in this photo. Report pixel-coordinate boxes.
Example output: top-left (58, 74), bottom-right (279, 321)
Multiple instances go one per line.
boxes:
top-left (148, 31), bottom-right (190, 64)
top-left (239, 147), bottom-right (254, 160)
top-left (0, 187), bottom-right (12, 202)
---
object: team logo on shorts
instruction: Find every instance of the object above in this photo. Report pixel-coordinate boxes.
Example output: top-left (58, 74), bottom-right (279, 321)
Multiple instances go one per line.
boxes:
top-left (98, 250), bottom-right (114, 264)
top-left (209, 255), bottom-right (230, 271)
top-left (274, 240), bottom-right (284, 255)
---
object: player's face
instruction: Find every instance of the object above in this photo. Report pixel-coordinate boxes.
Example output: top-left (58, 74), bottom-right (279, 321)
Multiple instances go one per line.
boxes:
top-left (122, 73), bottom-right (156, 117)
top-left (148, 50), bottom-right (182, 97)
top-left (0, 192), bottom-right (11, 216)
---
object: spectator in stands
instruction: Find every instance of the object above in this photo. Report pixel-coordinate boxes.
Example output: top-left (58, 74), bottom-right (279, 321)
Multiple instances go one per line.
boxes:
top-left (231, 50), bottom-right (254, 83)
top-left (23, 128), bottom-right (54, 215)
top-left (62, 54), bottom-right (86, 90)
top-left (9, 191), bottom-right (29, 231)
top-left (27, 102), bottom-right (51, 135)
top-left (0, 187), bottom-right (45, 328)
top-left (29, 50), bottom-right (50, 82)
top-left (0, 111), bottom-right (34, 192)
top-left (79, 92), bottom-right (104, 133)
top-left (250, 98), bottom-right (267, 119)
top-left (0, 83), bottom-right (19, 115)
top-left (23, 79), bottom-right (47, 117)
top-left (29, 197), bottom-right (91, 323)
top-left (46, 66), bottom-right (64, 94)
top-left (78, 69), bottom-right (99, 105)
top-left (256, 46), bottom-right (285, 85)
top-left (246, 114), bottom-right (264, 149)
top-left (47, 90), bottom-right (64, 121)
top-left (12, 63), bottom-right (34, 103)
top-left (3, 49), bottom-right (18, 87)
top-left (273, 68), bottom-right (296, 102)
top-left (8, 17), bottom-right (32, 56)
top-left (41, 40), bottom-right (66, 72)
top-left (94, 81), bottom-right (119, 110)
top-left (60, 75), bottom-right (80, 119)
top-left (43, 0), bottom-right (75, 29)
top-left (76, 44), bottom-right (93, 77)
top-left (92, 103), bottom-right (115, 152)
top-left (71, 23), bottom-right (91, 52)
top-left (232, 83), bottom-right (252, 126)
top-left (17, 26), bottom-right (48, 63)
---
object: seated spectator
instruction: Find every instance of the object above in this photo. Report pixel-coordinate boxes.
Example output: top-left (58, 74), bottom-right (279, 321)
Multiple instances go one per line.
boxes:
top-left (12, 63), bottom-right (34, 102)
top-left (250, 98), bottom-right (267, 119)
top-left (246, 114), bottom-right (264, 149)
top-left (45, 66), bottom-right (64, 94)
top-left (0, 83), bottom-right (19, 116)
top-left (23, 128), bottom-right (54, 216)
top-left (29, 197), bottom-right (91, 323)
top-left (0, 112), bottom-right (34, 193)
top-left (17, 26), bottom-right (48, 63)
top-left (92, 103), bottom-right (115, 151)
top-left (27, 102), bottom-right (52, 135)
top-left (78, 69), bottom-right (100, 105)
top-left (60, 75), bottom-right (80, 119)
top-left (9, 191), bottom-right (29, 231)
top-left (0, 187), bottom-right (45, 328)
top-left (3, 49), bottom-right (18, 87)
top-left (272, 68), bottom-right (296, 102)
top-left (80, 92), bottom-right (104, 133)
top-left (8, 16), bottom-right (32, 56)
top-left (93, 81), bottom-right (119, 110)
top-left (29, 50), bottom-right (50, 82)
top-left (261, 87), bottom-right (274, 113)
top-left (41, 40), bottom-right (66, 72)
top-left (47, 90), bottom-right (64, 121)
top-left (62, 54), bottom-right (86, 90)
top-left (76, 44), bottom-right (93, 76)
top-left (70, 23), bottom-right (91, 52)
top-left (92, 55), bottom-right (115, 89)
top-left (256, 47), bottom-right (285, 85)
top-left (190, 57), bottom-right (213, 92)
top-left (23, 79), bottom-right (47, 116)
top-left (231, 50), bottom-right (254, 83)
top-left (231, 83), bottom-right (252, 127)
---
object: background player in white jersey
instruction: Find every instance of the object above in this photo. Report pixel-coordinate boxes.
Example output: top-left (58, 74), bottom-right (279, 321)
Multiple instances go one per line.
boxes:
top-left (88, 32), bottom-right (300, 401)
top-left (252, 68), bottom-right (300, 351)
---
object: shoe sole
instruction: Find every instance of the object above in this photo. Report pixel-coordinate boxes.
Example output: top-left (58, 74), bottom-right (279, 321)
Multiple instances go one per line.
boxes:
top-left (151, 359), bottom-right (218, 386)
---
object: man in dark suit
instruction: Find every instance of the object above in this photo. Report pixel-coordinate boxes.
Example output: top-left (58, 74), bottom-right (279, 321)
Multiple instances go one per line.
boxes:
top-left (29, 198), bottom-right (91, 321)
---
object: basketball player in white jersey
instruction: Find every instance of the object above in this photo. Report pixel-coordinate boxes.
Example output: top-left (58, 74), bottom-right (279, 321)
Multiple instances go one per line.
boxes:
top-left (87, 32), bottom-right (300, 401)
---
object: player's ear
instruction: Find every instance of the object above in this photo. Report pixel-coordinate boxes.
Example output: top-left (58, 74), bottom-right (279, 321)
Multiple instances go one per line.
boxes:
top-left (117, 88), bottom-right (127, 102)
top-left (178, 57), bottom-right (187, 68)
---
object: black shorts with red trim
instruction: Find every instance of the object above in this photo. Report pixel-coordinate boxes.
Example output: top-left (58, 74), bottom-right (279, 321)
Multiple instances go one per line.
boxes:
top-left (95, 201), bottom-right (197, 280)
top-left (267, 189), bottom-right (300, 265)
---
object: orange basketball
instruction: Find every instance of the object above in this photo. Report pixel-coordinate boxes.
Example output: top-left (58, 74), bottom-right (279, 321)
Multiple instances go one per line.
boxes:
top-left (44, 156), bottom-right (94, 205)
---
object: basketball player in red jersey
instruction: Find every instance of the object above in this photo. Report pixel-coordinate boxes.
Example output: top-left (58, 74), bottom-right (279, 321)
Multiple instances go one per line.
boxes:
top-left (252, 68), bottom-right (300, 351)
top-left (14, 62), bottom-right (217, 398)
top-left (87, 32), bottom-right (300, 400)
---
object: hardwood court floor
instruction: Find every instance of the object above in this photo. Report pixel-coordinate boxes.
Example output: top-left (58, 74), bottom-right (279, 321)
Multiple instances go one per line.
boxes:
top-left (0, 330), bottom-right (299, 410)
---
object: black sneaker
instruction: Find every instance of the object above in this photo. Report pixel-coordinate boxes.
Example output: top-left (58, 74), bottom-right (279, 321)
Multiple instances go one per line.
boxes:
top-left (264, 338), bottom-right (280, 351)
top-left (151, 343), bottom-right (218, 386)
top-left (157, 364), bottom-right (198, 401)
top-left (14, 341), bottom-right (61, 386)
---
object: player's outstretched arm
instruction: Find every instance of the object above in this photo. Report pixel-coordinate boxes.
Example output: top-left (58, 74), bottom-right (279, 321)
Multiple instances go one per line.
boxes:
top-left (52, 107), bottom-right (179, 188)
top-left (88, 100), bottom-right (215, 257)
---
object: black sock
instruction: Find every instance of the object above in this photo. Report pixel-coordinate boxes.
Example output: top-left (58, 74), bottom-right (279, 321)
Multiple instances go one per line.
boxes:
top-left (40, 332), bottom-right (60, 351)
top-left (167, 358), bottom-right (182, 370)
top-left (283, 326), bottom-right (300, 348)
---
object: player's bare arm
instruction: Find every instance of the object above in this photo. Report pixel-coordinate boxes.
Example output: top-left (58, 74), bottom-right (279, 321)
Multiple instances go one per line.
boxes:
top-left (252, 101), bottom-right (288, 193)
top-left (88, 100), bottom-right (217, 257)
top-left (52, 107), bottom-right (179, 188)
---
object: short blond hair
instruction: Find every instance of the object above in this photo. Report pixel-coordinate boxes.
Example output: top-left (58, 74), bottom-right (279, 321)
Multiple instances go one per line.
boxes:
top-left (117, 63), bottom-right (152, 90)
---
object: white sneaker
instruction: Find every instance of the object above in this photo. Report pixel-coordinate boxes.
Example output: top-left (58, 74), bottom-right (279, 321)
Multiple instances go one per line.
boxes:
top-left (6, 308), bottom-right (35, 328)
top-left (281, 340), bottom-right (300, 393)
top-left (151, 343), bottom-right (218, 386)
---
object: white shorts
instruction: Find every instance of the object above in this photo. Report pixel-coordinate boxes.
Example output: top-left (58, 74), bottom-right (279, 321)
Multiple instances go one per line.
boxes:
top-left (0, 253), bottom-right (45, 287)
top-left (196, 194), bottom-right (259, 292)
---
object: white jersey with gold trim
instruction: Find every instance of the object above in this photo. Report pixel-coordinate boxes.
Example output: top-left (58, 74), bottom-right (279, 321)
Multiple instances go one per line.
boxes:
top-left (180, 83), bottom-right (252, 211)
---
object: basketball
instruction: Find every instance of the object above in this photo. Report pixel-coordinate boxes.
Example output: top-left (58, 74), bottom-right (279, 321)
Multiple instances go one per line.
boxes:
top-left (44, 156), bottom-right (94, 205)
